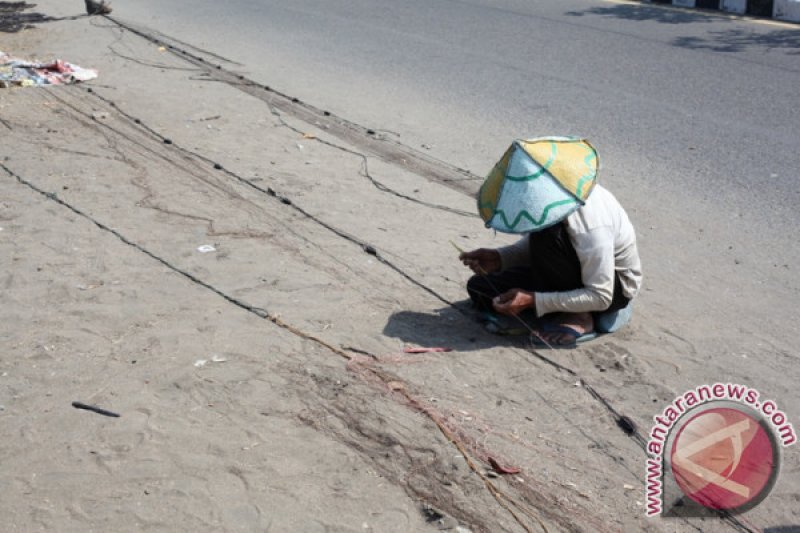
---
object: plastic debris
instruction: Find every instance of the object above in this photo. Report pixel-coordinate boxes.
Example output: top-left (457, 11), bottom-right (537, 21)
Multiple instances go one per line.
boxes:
top-left (1, 51), bottom-right (98, 87)
top-left (197, 244), bottom-right (216, 253)
top-left (195, 355), bottom-right (227, 367)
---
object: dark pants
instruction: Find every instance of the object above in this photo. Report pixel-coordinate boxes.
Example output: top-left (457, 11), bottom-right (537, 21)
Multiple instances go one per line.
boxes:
top-left (466, 223), bottom-right (629, 315)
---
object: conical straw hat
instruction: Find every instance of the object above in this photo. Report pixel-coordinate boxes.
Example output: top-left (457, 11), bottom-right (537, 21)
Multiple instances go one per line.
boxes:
top-left (477, 137), bottom-right (598, 234)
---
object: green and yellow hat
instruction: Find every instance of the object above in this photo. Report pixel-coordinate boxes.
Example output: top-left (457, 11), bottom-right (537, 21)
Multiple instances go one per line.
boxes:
top-left (478, 137), bottom-right (598, 234)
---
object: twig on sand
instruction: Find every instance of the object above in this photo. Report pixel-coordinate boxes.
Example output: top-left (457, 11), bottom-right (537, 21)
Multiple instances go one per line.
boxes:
top-left (71, 401), bottom-right (120, 417)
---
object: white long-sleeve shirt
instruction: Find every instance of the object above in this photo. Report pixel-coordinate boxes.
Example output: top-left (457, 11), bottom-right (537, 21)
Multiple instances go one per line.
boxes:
top-left (496, 184), bottom-right (642, 316)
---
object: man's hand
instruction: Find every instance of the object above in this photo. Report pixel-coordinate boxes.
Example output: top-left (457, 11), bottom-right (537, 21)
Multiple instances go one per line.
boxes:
top-left (459, 248), bottom-right (501, 274)
top-left (492, 289), bottom-right (536, 316)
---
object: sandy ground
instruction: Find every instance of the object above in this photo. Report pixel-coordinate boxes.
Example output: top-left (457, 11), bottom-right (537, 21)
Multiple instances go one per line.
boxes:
top-left (1, 3), bottom-right (798, 532)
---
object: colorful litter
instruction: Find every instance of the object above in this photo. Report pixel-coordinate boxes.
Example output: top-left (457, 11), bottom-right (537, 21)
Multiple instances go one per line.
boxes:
top-left (0, 51), bottom-right (98, 88)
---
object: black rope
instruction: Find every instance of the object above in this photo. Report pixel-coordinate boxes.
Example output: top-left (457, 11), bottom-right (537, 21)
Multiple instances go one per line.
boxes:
top-left (79, 87), bottom-right (459, 309)
top-left (2, 163), bottom-right (271, 321)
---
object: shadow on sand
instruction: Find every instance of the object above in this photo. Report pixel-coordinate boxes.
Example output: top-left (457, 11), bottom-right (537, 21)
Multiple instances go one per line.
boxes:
top-left (382, 302), bottom-right (538, 353)
top-left (0, 2), bottom-right (84, 33)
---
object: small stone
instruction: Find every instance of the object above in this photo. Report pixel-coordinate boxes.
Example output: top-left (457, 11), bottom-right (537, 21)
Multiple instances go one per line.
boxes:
top-left (387, 381), bottom-right (404, 391)
top-left (420, 504), bottom-right (444, 522)
top-left (617, 416), bottom-right (636, 435)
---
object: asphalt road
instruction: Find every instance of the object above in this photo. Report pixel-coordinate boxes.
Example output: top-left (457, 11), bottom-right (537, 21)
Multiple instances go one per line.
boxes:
top-left (118, 0), bottom-right (799, 259)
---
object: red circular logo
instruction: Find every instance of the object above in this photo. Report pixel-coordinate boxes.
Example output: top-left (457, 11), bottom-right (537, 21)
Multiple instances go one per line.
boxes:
top-left (670, 405), bottom-right (778, 511)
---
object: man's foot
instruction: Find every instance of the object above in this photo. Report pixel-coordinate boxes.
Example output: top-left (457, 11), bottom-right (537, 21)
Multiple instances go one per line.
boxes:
top-left (532, 312), bottom-right (595, 347)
